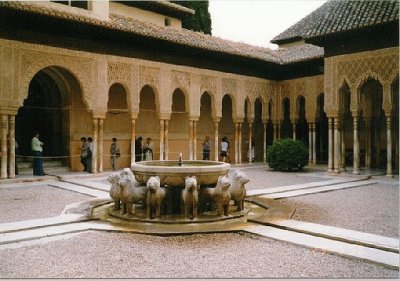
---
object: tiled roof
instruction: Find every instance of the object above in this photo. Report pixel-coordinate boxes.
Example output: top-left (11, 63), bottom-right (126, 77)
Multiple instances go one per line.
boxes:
top-left (0, 1), bottom-right (323, 64)
top-left (114, 1), bottom-right (195, 18)
top-left (272, 0), bottom-right (399, 44)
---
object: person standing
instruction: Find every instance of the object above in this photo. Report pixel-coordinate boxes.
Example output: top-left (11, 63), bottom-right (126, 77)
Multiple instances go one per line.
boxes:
top-left (80, 137), bottom-right (88, 172)
top-left (202, 136), bottom-right (211, 160)
top-left (110, 137), bottom-right (120, 171)
top-left (143, 137), bottom-right (153, 161)
top-left (135, 136), bottom-right (143, 162)
top-left (220, 136), bottom-right (230, 163)
top-left (31, 132), bottom-right (44, 176)
top-left (87, 137), bottom-right (93, 173)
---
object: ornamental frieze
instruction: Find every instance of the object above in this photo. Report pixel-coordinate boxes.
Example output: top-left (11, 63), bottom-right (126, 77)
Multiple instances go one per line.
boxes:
top-left (108, 62), bottom-right (132, 85)
top-left (200, 75), bottom-right (216, 94)
top-left (20, 50), bottom-right (94, 108)
top-left (171, 70), bottom-right (190, 91)
top-left (139, 65), bottom-right (160, 89)
top-left (222, 78), bottom-right (237, 95)
top-left (245, 81), bottom-right (273, 102)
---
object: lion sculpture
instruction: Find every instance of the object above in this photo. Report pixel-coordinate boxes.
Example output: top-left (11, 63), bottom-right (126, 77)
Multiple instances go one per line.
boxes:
top-left (118, 168), bottom-right (147, 216)
top-left (212, 175), bottom-right (231, 216)
top-left (146, 176), bottom-right (166, 219)
top-left (182, 176), bottom-right (198, 220)
top-left (108, 172), bottom-right (122, 211)
top-left (228, 169), bottom-right (250, 211)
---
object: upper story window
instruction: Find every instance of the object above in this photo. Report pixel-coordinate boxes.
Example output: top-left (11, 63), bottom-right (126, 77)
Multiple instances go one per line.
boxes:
top-left (52, 1), bottom-right (88, 10)
top-left (164, 18), bottom-right (171, 27)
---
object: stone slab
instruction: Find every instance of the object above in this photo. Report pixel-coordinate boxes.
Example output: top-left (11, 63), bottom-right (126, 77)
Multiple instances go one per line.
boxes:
top-left (265, 219), bottom-right (399, 253)
top-left (246, 178), bottom-right (362, 196)
top-left (63, 178), bottom-right (110, 192)
top-left (261, 180), bottom-right (376, 199)
top-left (48, 182), bottom-right (109, 198)
top-left (0, 214), bottom-right (88, 234)
top-left (244, 225), bottom-right (399, 269)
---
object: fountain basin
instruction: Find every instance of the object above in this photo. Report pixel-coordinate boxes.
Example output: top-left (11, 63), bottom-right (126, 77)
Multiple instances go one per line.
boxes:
top-left (131, 160), bottom-right (230, 186)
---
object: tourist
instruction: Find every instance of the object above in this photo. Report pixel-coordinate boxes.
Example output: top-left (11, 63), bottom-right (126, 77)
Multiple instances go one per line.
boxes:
top-left (110, 137), bottom-right (120, 171)
top-left (80, 137), bottom-right (88, 172)
top-left (31, 131), bottom-right (44, 176)
top-left (202, 136), bottom-right (211, 160)
top-left (135, 136), bottom-right (143, 162)
top-left (143, 137), bottom-right (153, 161)
top-left (220, 136), bottom-right (230, 163)
top-left (87, 137), bottom-right (93, 173)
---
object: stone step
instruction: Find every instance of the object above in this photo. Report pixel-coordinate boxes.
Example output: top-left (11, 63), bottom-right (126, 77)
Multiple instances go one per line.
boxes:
top-left (261, 180), bottom-right (376, 199)
top-left (48, 181), bottom-right (109, 198)
top-left (246, 178), bottom-right (363, 197)
top-left (63, 178), bottom-right (110, 192)
top-left (244, 225), bottom-right (399, 269)
top-left (260, 219), bottom-right (399, 253)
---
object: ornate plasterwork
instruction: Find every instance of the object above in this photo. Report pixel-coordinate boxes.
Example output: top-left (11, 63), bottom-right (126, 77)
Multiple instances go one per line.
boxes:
top-left (296, 81), bottom-right (305, 97)
top-left (222, 78), bottom-right (237, 95)
top-left (200, 75), bottom-right (216, 95)
top-left (245, 81), bottom-right (273, 103)
top-left (20, 50), bottom-right (94, 109)
top-left (171, 70), bottom-right (190, 91)
top-left (108, 61), bottom-right (132, 86)
top-left (139, 65), bottom-right (160, 89)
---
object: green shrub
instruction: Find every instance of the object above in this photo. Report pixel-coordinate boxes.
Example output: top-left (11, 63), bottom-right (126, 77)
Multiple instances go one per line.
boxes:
top-left (266, 138), bottom-right (309, 171)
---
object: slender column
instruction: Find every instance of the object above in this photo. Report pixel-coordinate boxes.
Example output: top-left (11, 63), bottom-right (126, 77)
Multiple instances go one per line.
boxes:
top-left (340, 121), bottom-right (346, 171)
top-left (263, 122), bottom-right (267, 163)
top-left (353, 116), bottom-right (360, 174)
top-left (386, 116), bottom-right (392, 177)
top-left (188, 120), bottom-right (193, 160)
top-left (98, 118), bottom-right (104, 172)
top-left (0, 114), bottom-right (7, 179)
top-left (238, 123), bottom-right (242, 164)
top-left (327, 117), bottom-right (334, 172)
top-left (334, 118), bottom-right (340, 173)
top-left (365, 118), bottom-right (371, 168)
top-left (375, 118), bottom-right (381, 167)
top-left (308, 122), bottom-right (312, 164)
top-left (92, 118), bottom-right (98, 173)
top-left (214, 120), bottom-right (219, 161)
top-left (248, 122), bottom-right (253, 163)
top-left (292, 122), bottom-right (297, 140)
top-left (277, 123), bottom-right (281, 139)
top-left (9, 115), bottom-right (16, 178)
top-left (312, 123), bottom-right (317, 165)
top-left (131, 119), bottom-right (136, 165)
top-left (159, 119), bottom-right (165, 160)
top-left (234, 122), bottom-right (239, 164)
top-left (193, 121), bottom-right (197, 160)
top-left (164, 120), bottom-right (169, 160)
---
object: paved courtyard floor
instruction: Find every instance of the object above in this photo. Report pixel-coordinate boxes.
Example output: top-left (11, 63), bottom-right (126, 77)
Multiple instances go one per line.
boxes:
top-left (0, 164), bottom-right (398, 279)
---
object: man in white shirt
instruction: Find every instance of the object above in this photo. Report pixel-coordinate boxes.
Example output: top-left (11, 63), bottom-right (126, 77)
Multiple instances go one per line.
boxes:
top-left (31, 132), bottom-right (44, 176)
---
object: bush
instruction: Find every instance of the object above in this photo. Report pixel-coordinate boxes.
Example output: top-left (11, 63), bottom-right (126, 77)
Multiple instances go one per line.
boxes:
top-left (266, 138), bottom-right (308, 171)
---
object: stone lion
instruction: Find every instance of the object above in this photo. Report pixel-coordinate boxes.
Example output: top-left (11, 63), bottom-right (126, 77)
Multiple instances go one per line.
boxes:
top-left (228, 169), bottom-right (250, 211)
top-left (107, 172), bottom-right (122, 211)
top-left (146, 176), bottom-right (166, 219)
top-left (182, 176), bottom-right (199, 220)
top-left (118, 170), bottom-right (147, 216)
top-left (213, 175), bottom-right (231, 216)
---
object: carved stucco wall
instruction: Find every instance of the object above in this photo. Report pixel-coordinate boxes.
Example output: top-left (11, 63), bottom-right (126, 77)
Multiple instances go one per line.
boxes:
top-left (324, 47), bottom-right (399, 116)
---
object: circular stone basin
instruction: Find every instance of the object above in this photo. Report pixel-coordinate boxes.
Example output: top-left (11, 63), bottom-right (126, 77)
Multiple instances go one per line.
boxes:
top-left (131, 160), bottom-right (230, 186)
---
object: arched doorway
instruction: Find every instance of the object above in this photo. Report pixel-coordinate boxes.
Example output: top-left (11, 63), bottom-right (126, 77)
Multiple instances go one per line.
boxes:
top-left (104, 83), bottom-right (130, 169)
top-left (391, 78), bottom-right (399, 171)
top-left (338, 82), bottom-right (352, 169)
top-left (316, 93), bottom-right (328, 163)
top-left (170, 89), bottom-right (189, 159)
top-left (296, 96), bottom-right (308, 144)
top-left (16, 66), bottom-right (84, 170)
top-left (359, 78), bottom-right (384, 169)
top-left (253, 98), bottom-right (263, 162)
top-left (220, 94), bottom-right (235, 162)
top-left (198, 92), bottom-right (214, 159)
top-left (281, 97), bottom-right (292, 139)
top-left (137, 85), bottom-right (159, 160)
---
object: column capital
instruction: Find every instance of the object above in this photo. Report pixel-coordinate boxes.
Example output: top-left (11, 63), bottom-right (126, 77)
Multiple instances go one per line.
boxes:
top-left (131, 112), bottom-right (139, 120)
top-left (233, 118), bottom-right (244, 124)
top-left (247, 118), bottom-right (254, 124)
top-left (213, 117), bottom-right (221, 123)
top-left (92, 112), bottom-right (106, 119)
top-left (189, 116), bottom-right (200, 122)
top-left (159, 112), bottom-right (171, 120)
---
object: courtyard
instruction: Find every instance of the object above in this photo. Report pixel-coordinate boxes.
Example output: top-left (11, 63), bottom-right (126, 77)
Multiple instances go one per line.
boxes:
top-left (0, 164), bottom-right (398, 279)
